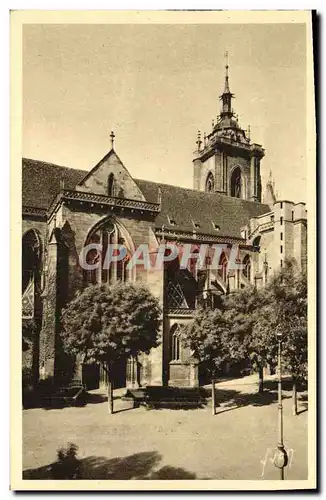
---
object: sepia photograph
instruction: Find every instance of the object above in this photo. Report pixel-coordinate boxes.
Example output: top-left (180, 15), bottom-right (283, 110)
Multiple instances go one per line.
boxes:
top-left (11, 9), bottom-right (316, 491)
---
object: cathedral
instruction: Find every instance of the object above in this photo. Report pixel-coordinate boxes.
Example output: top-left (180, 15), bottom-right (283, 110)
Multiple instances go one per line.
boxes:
top-left (22, 62), bottom-right (307, 390)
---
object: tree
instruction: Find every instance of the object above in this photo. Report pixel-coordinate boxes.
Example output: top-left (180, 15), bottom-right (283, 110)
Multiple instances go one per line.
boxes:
top-left (258, 260), bottom-right (307, 414)
top-left (223, 261), bottom-right (307, 403)
top-left (223, 285), bottom-right (270, 393)
top-left (179, 306), bottom-right (229, 415)
top-left (61, 282), bottom-right (162, 413)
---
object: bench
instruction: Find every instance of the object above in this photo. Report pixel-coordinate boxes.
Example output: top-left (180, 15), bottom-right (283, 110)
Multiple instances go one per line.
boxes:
top-left (48, 382), bottom-right (86, 408)
top-left (122, 387), bottom-right (207, 409)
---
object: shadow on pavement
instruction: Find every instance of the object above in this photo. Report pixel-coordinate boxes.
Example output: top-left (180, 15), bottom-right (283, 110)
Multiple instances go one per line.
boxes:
top-left (150, 465), bottom-right (196, 479)
top-left (213, 388), bottom-right (292, 415)
top-left (23, 449), bottom-right (197, 480)
top-left (263, 379), bottom-right (307, 392)
top-left (23, 389), bottom-right (126, 411)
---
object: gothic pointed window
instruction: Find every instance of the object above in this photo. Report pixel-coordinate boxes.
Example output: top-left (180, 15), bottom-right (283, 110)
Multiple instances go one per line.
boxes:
top-left (218, 252), bottom-right (228, 282)
top-left (83, 219), bottom-right (134, 285)
top-left (22, 230), bottom-right (41, 319)
top-left (205, 172), bottom-right (215, 192)
top-left (231, 167), bottom-right (242, 198)
top-left (108, 173), bottom-right (115, 196)
top-left (243, 254), bottom-right (251, 282)
top-left (170, 324), bottom-right (181, 361)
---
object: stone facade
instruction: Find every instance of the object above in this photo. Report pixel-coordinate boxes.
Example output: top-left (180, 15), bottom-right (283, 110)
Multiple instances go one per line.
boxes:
top-left (22, 63), bottom-right (307, 390)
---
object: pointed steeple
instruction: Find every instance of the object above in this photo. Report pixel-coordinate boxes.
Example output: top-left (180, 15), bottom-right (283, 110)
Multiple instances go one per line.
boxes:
top-left (223, 51), bottom-right (231, 93)
top-left (219, 51), bottom-right (235, 119)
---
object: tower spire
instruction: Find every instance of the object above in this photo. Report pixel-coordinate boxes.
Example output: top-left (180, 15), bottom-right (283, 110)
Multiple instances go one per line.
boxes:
top-left (219, 51), bottom-right (234, 119)
top-left (224, 51), bottom-right (230, 93)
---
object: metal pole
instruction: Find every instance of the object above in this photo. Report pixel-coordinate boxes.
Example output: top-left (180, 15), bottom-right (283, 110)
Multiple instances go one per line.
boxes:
top-left (274, 336), bottom-right (288, 479)
top-left (278, 338), bottom-right (284, 480)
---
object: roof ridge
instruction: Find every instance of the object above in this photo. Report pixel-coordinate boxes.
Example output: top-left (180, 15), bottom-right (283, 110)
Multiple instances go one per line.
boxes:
top-left (135, 178), bottom-right (269, 206)
top-left (23, 157), bottom-right (88, 173)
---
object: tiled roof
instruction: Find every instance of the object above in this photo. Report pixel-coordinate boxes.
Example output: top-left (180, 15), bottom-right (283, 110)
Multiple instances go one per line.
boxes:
top-left (134, 179), bottom-right (270, 239)
top-left (22, 158), bottom-right (270, 239)
top-left (22, 158), bottom-right (86, 209)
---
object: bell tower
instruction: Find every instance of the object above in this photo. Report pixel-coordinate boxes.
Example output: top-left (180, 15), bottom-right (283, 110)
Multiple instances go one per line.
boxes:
top-left (193, 53), bottom-right (265, 202)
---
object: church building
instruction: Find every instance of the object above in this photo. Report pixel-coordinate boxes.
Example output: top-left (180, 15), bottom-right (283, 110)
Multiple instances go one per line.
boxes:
top-left (22, 62), bottom-right (307, 390)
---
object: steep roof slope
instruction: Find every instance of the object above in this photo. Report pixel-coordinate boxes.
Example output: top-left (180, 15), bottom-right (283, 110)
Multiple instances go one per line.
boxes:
top-left (135, 179), bottom-right (270, 239)
top-left (22, 158), bottom-right (270, 239)
top-left (22, 158), bottom-right (86, 209)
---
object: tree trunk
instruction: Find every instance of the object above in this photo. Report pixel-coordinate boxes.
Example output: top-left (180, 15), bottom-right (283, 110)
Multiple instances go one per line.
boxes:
top-left (292, 378), bottom-right (298, 416)
top-left (258, 366), bottom-right (264, 393)
top-left (212, 377), bottom-right (216, 415)
top-left (107, 366), bottom-right (114, 414)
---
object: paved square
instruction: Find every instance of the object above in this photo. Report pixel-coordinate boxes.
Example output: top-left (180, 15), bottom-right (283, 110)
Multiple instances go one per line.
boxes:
top-left (23, 376), bottom-right (307, 480)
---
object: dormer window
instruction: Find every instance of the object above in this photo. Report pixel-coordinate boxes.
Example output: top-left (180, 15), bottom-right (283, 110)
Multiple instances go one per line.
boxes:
top-left (168, 216), bottom-right (176, 226)
top-left (212, 222), bottom-right (220, 231)
top-left (240, 229), bottom-right (247, 239)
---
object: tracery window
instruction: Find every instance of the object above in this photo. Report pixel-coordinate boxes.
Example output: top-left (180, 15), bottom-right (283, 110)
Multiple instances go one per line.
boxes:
top-left (22, 230), bottom-right (41, 319)
top-left (83, 219), bottom-right (133, 285)
top-left (165, 250), bottom-right (197, 310)
top-left (170, 324), bottom-right (181, 361)
top-left (218, 252), bottom-right (228, 283)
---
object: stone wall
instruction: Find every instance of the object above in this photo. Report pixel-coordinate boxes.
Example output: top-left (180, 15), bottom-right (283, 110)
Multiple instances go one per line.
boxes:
top-left (193, 149), bottom-right (252, 201)
top-left (164, 315), bottom-right (198, 387)
top-left (77, 151), bottom-right (146, 201)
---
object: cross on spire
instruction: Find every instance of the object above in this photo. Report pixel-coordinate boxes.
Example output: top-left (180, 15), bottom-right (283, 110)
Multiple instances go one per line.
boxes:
top-left (110, 130), bottom-right (115, 149)
top-left (225, 50), bottom-right (229, 68)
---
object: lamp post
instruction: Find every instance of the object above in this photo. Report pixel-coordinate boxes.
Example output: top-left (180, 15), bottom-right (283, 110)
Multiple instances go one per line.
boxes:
top-left (273, 331), bottom-right (288, 480)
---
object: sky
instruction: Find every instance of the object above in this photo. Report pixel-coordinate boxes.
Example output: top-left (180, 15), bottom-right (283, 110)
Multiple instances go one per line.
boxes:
top-left (23, 22), bottom-right (307, 202)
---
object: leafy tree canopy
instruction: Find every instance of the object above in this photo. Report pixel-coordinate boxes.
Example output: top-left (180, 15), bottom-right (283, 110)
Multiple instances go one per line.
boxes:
top-left (61, 282), bottom-right (162, 367)
top-left (222, 285), bottom-right (263, 363)
top-left (179, 307), bottom-right (229, 374)
top-left (260, 259), bottom-right (307, 380)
